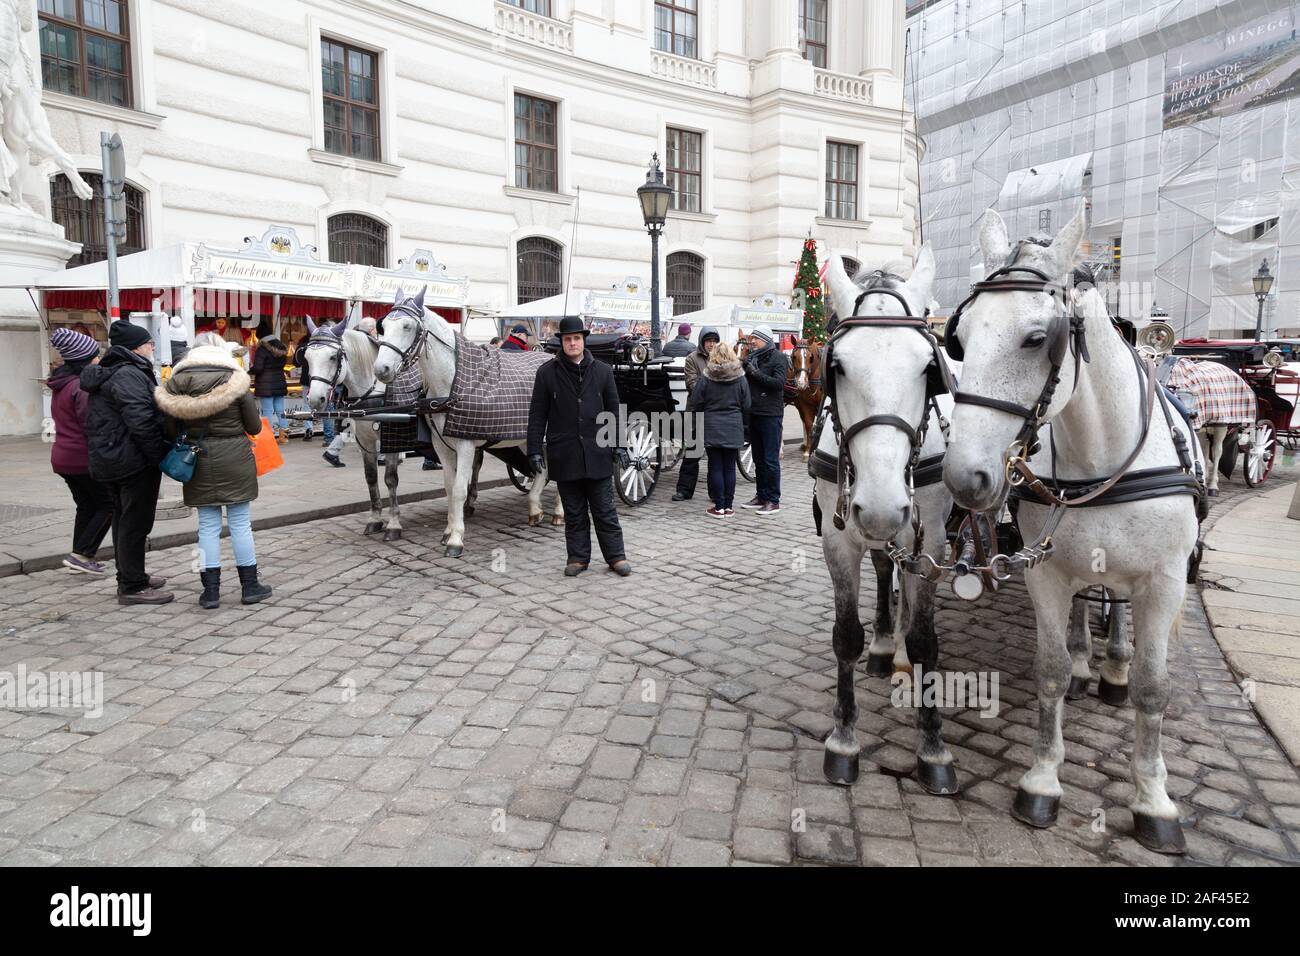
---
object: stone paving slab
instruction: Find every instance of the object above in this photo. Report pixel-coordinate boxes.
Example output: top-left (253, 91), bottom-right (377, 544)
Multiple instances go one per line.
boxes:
top-left (0, 457), bottom-right (1297, 866)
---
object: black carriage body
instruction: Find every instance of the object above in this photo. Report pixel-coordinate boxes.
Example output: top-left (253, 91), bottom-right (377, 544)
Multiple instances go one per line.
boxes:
top-left (542, 333), bottom-right (677, 417)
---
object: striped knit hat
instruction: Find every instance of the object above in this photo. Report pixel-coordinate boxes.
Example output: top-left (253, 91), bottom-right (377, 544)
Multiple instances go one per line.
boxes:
top-left (50, 327), bottom-right (99, 362)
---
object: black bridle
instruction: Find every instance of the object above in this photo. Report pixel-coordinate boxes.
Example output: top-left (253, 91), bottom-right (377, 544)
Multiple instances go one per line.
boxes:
top-left (302, 333), bottom-right (381, 404)
top-left (377, 301), bottom-right (456, 370)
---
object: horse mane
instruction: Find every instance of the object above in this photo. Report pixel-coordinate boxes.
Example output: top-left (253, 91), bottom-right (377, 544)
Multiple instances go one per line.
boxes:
top-left (340, 329), bottom-right (380, 387)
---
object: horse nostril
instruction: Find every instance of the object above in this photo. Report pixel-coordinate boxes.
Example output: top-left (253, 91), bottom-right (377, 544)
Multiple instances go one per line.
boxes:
top-left (900, 503), bottom-right (911, 525)
top-left (972, 469), bottom-right (992, 493)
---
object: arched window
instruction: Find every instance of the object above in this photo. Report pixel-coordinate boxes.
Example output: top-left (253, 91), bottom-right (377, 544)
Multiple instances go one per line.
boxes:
top-left (516, 237), bottom-right (563, 304)
top-left (51, 172), bottom-right (145, 267)
top-left (328, 213), bottom-right (388, 268)
top-left (667, 251), bottom-right (704, 316)
top-left (841, 256), bottom-right (860, 278)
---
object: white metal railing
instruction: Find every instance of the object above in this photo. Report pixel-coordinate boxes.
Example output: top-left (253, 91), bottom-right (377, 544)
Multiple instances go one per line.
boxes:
top-left (494, 2), bottom-right (574, 53)
top-left (650, 49), bottom-right (718, 89)
top-left (813, 68), bottom-right (873, 104)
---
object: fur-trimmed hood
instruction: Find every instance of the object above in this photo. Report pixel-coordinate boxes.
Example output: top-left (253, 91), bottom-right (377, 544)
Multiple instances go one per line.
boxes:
top-left (156, 346), bottom-right (251, 420)
top-left (257, 337), bottom-right (288, 359)
top-left (703, 357), bottom-right (745, 382)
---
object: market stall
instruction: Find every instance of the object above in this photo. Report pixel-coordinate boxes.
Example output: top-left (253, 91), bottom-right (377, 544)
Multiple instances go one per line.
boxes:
top-left (494, 276), bottom-right (672, 341)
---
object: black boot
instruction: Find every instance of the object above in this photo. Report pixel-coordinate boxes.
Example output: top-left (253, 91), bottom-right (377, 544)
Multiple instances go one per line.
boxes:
top-left (236, 564), bottom-right (272, 605)
top-left (199, 568), bottom-right (221, 609)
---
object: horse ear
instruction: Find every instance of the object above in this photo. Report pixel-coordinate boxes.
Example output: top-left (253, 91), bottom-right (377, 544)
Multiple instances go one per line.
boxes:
top-left (979, 208), bottom-right (1011, 274)
top-left (1049, 198), bottom-right (1088, 276)
top-left (413, 287), bottom-right (426, 311)
top-left (304, 315), bottom-right (317, 335)
top-left (332, 315), bottom-right (350, 337)
top-left (823, 255), bottom-right (861, 320)
top-left (906, 243), bottom-right (936, 302)
top-left (393, 288), bottom-right (405, 306)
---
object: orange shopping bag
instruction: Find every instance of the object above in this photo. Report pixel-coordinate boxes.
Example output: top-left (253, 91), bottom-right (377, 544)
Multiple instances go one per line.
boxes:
top-left (250, 417), bottom-right (284, 477)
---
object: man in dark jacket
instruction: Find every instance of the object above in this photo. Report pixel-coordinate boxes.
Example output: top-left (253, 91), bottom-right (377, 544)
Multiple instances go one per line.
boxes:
top-left (672, 326), bottom-right (720, 502)
top-left (527, 316), bottom-right (631, 577)
top-left (741, 324), bottom-right (789, 515)
top-left (662, 323), bottom-right (694, 357)
top-left (502, 325), bottom-right (530, 351)
top-left (80, 321), bottom-right (174, 605)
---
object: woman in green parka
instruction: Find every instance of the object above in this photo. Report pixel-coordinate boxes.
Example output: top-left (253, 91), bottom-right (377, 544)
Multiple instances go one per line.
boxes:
top-left (155, 335), bottom-right (272, 609)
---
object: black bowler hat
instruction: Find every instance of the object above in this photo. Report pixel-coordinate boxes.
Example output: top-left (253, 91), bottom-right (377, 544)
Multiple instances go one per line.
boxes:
top-left (557, 316), bottom-right (589, 338)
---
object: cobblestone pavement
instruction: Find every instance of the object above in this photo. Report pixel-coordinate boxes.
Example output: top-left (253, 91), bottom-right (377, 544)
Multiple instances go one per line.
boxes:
top-left (1, 457), bottom-right (1298, 867)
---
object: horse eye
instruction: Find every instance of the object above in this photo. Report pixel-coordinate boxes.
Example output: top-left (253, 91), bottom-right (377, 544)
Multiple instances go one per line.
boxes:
top-left (1022, 331), bottom-right (1047, 349)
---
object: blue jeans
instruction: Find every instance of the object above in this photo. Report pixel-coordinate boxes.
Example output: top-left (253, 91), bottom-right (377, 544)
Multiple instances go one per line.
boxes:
top-left (322, 399), bottom-right (337, 441)
top-left (259, 396), bottom-right (287, 431)
top-left (197, 502), bottom-right (256, 569)
top-left (751, 414), bottom-right (783, 505)
top-left (706, 447), bottom-right (738, 510)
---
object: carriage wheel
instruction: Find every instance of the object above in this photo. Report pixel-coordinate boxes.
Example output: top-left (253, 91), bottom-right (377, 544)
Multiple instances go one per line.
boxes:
top-left (738, 443), bottom-right (756, 482)
top-left (615, 418), bottom-right (662, 506)
top-left (1244, 420), bottom-right (1277, 487)
top-left (661, 438), bottom-right (686, 473)
top-left (507, 462), bottom-right (533, 494)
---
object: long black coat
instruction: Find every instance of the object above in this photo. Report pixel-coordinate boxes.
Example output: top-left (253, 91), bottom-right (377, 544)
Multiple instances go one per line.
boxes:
top-left (690, 359), bottom-right (751, 449)
top-left (80, 346), bottom-right (169, 481)
top-left (527, 352), bottom-right (620, 482)
top-left (251, 338), bottom-right (289, 397)
top-left (155, 347), bottom-right (262, 507)
top-left (744, 344), bottom-right (789, 417)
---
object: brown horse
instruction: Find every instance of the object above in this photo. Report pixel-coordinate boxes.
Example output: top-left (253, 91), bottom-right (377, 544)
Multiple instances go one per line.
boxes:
top-left (736, 335), bottom-right (825, 459)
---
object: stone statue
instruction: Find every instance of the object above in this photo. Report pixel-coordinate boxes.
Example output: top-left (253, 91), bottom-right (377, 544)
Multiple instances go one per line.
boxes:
top-left (1, 0), bottom-right (93, 210)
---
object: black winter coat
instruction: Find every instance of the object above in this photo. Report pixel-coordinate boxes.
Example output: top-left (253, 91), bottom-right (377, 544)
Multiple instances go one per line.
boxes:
top-left (745, 344), bottom-right (789, 417)
top-left (156, 347), bottom-right (262, 507)
top-left (80, 346), bottom-right (169, 481)
top-left (251, 338), bottom-right (289, 397)
top-left (527, 352), bottom-right (620, 482)
top-left (691, 359), bottom-right (751, 449)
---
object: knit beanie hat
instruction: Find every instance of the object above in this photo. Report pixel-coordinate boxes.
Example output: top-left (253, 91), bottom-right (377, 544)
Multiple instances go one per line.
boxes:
top-left (752, 325), bottom-right (775, 347)
top-left (109, 320), bottom-right (151, 350)
top-left (51, 327), bottom-right (99, 362)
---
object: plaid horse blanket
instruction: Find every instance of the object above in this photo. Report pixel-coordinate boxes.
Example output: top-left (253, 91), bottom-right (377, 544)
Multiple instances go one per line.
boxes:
top-left (443, 337), bottom-right (553, 442)
top-left (1163, 358), bottom-right (1257, 427)
top-left (378, 362), bottom-right (425, 453)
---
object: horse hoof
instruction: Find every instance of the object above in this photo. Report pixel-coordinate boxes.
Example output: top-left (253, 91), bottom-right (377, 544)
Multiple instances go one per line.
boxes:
top-left (1207, 488), bottom-right (1219, 497)
top-left (1010, 788), bottom-right (1059, 829)
top-left (916, 759), bottom-right (960, 796)
top-left (1066, 675), bottom-right (1091, 700)
top-left (551, 515), bottom-right (564, 527)
top-left (823, 749), bottom-right (860, 786)
top-left (528, 514), bottom-right (541, 527)
top-left (440, 533), bottom-right (450, 546)
top-left (1132, 812), bottom-right (1186, 855)
top-left (865, 652), bottom-right (893, 678)
top-left (383, 530), bottom-right (402, 542)
top-left (1097, 677), bottom-right (1128, 706)
top-left (363, 522), bottom-right (384, 535)
top-left (445, 545), bottom-right (464, 558)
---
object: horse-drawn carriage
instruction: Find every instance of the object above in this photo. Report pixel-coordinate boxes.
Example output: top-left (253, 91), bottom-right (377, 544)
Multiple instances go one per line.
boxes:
top-left (1164, 337), bottom-right (1299, 487)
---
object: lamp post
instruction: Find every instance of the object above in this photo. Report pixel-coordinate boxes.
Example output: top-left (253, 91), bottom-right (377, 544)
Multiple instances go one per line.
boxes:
top-left (637, 153), bottom-right (672, 356)
top-left (1253, 259), bottom-right (1274, 342)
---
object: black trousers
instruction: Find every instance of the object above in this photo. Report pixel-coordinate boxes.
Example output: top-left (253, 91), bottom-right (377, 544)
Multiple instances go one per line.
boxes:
top-left (674, 453), bottom-right (700, 498)
top-left (60, 473), bottom-right (114, 559)
top-left (107, 468), bottom-right (161, 594)
top-left (556, 478), bottom-right (625, 566)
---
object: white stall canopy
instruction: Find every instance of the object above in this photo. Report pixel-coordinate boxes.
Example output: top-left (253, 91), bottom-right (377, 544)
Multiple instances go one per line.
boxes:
top-left (673, 292), bottom-right (806, 344)
top-left (496, 276), bottom-right (672, 338)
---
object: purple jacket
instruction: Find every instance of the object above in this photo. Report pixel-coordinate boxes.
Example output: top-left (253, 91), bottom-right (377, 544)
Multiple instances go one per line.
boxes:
top-left (48, 364), bottom-right (91, 475)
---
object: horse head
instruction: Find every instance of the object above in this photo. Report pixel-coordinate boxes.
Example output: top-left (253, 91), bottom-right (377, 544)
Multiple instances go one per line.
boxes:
top-left (942, 199), bottom-right (1088, 512)
top-left (822, 244), bottom-right (941, 540)
top-left (373, 287), bottom-right (427, 384)
top-left (302, 314), bottom-right (351, 410)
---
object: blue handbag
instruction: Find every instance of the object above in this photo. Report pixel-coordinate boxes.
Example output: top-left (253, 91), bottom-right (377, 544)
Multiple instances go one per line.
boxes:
top-left (160, 431), bottom-right (200, 483)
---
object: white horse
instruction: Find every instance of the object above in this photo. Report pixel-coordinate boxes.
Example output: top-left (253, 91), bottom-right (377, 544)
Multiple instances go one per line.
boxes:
top-left (373, 289), bottom-right (561, 557)
top-left (816, 247), bottom-right (962, 794)
top-left (942, 200), bottom-right (1201, 854)
top-left (301, 317), bottom-right (407, 541)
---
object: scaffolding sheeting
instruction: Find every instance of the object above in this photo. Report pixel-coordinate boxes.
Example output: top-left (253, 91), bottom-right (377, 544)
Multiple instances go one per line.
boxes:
top-left (909, 0), bottom-right (1297, 336)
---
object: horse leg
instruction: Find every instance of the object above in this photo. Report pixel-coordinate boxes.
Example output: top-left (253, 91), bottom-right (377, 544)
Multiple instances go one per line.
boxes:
top-left (466, 447), bottom-right (484, 517)
top-left (1201, 427), bottom-right (1222, 496)
top-left (1011, 572), bottom-right (1074, 830)
top-left (823, 525), bottom-right (866, 785)
top-left (1097, 588), bottom-right (1133, 705)
top-left (442, 440), bottom-right (473, 557)
top-left (361, 450), bottom-right (385, 535)
top-left (528, 462), bottom-right (544, 527)
top-left (864, 549), bottom-right (897, 677)
top-left (900, 573), bottom-right (958, 794)
top-left (800, 401), bottom-right (815, 460)
top-left (1065, 592), bottom-right (1092, 699)
top-left (439, 447), bottom-right (458, 548)
top-left (382, 458), bottom-right (403, 542)
top-left (1126, 582), bottom-right (1186, 854)
top-left (550, 469), bottom-right (565, 526)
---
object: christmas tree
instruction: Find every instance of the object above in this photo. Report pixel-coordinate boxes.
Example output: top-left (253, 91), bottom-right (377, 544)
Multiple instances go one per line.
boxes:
top-left (793, 235), bottom-right (826, 342)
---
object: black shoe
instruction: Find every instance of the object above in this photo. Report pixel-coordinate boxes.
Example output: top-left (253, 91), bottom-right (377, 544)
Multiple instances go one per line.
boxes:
top-left (117, 587), bottom-right (175, 606)
top-left (199, 568), bottom-right (220, 609)
top-left (236, 564), bottom-right (272, 605)
top-left (671, 492), bottom-right (691, 502)
top-left (564, 562), bottom-right (588, 577)
top-left (323, 452), bottom-right (346, 468)
top-left (303, 432), bottom-right (314, 442)
top-left (423, 460), bottom-right (442, 471)
top-left (609, 559), bottom-right (632, 577)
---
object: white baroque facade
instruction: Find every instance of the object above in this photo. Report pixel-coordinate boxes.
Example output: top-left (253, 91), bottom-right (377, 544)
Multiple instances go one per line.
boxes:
top-left (1, 0), bottom-right (918, 435)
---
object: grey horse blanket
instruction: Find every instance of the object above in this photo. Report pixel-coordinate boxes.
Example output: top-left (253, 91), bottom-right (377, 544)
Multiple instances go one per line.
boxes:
top-left (444, 336), bottom-right (553, 442)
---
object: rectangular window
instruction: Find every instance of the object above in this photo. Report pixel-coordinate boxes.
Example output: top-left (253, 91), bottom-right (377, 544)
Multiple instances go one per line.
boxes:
top-left (666, 128), bottom-right (702, 213)
top-left (654, 0), bottom-right (698, 59)
top-left (321, 38), bottom-right (381, 161)
top-left (800, 0), bottom-right (827, 68)
top-left (514, 93), bottom-right (558, 193)
top-left (825, 142), bottom-right (859, 220)
top-left (38, 0), bottom-right (132, 107)
top-left (506, 0), bottom-right (553, 15)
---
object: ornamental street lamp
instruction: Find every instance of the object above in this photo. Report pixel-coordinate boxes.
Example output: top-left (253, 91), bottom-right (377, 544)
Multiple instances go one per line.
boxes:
top-left (637, 153), bottom-right (672, 356)
top-left (1253, 259), bottom-right (1274, 342)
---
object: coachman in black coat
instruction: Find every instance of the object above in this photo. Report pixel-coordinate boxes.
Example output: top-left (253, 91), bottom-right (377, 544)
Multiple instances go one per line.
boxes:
top-left (527, 318), bottom-right (631, 576)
